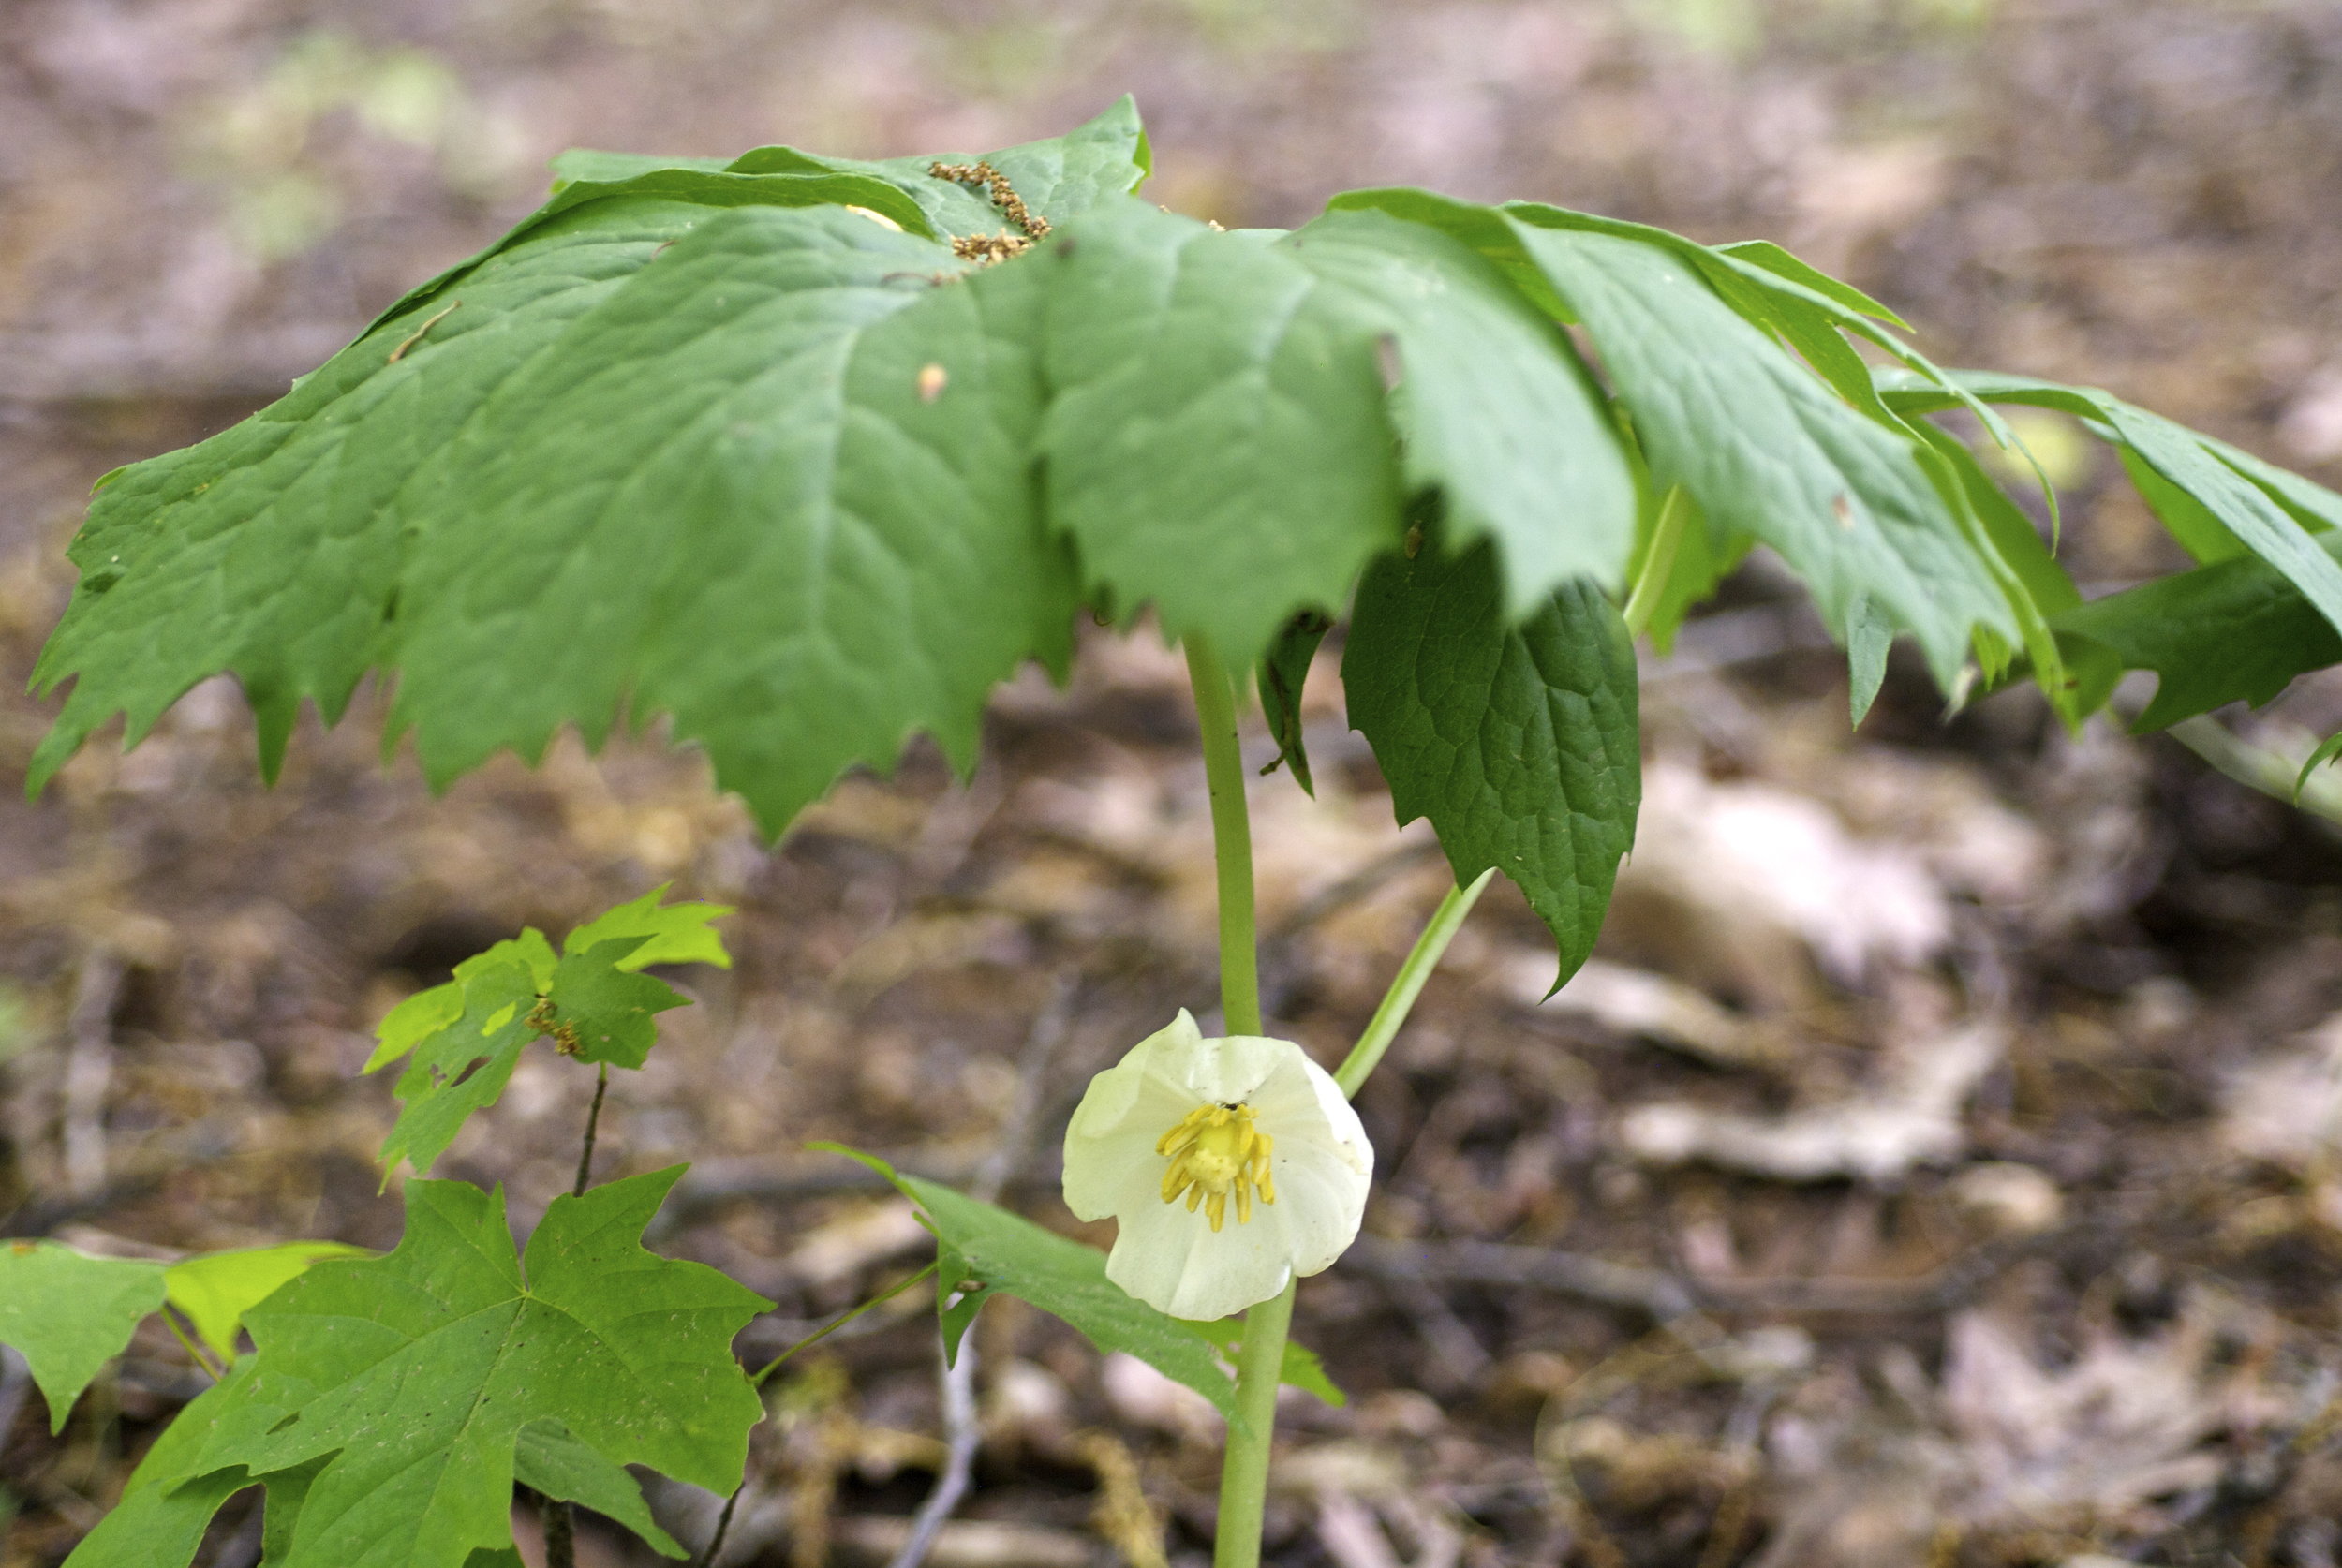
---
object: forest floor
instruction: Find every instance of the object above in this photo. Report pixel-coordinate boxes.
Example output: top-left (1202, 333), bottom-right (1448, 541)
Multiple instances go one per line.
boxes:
top-left (7, 1), bottom-right (2342, 1564)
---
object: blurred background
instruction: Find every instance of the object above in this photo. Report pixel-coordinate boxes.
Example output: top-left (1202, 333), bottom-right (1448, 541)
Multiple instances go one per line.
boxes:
top-left (6, 1), bottom-right (2342, 1564)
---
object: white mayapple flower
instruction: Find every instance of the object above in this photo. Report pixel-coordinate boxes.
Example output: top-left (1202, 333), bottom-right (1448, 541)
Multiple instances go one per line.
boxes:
top-left (1062, 1010), bottom-right (1373, 1321)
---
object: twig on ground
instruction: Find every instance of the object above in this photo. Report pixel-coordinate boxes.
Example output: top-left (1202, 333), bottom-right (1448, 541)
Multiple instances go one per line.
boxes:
top-left (1347, 1230), bottom-right (2065, 1324)
top-left (1346, 1236), bottom-right (1700, 1323)
top-left (1265, 840), bottom-right (1445, 946)
top-left (886, 1332), bottom-right (982, 1568)
top-left (701, 982), bottom-right (1084, 1568)
top-left (887, 977), bottom-right (1079, 1568)
top-left (1376, 1272), bottom-right (1492, 1391)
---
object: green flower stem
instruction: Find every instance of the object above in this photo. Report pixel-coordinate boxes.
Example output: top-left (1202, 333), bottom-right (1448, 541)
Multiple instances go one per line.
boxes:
top-left (1217, 1277), bottom-right (1297, 1568)
top-left (1622, 482), bottom-right (1692, 642)
top-left (1185, 635), bottom-right (1263, 1037)
top-left (1332, 867), bottom-right (1495, 1099)
top-left (1184, 635), bottom-right (1282, 1568)
top-left (750, 1262), bottom-right (939, 1387)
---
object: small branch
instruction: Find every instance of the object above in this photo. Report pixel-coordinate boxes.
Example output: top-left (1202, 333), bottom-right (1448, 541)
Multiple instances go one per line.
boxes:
top-left (1263, 840), bottom-right (1443, 947)
top-left (572, 1066), bottom-right (609, 1198)
top-left (546, 1061), bottom-right (612, 1568)
top-left (695, 1485), bottom-right (745, 1568)
top-left (540, 1487), bottom-right (574, 1568)
top-left (971, 975), bottom-right (1078, 1199)
top-left (1344, 1235), bottom-right (1697, 1323)
top-left (158, 1305), bottom-right (225, 1383)
top-left (749, 1263), bottom-right (939, 1389)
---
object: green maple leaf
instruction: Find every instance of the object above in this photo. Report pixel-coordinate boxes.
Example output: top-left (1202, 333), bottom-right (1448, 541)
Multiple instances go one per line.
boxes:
top-left (177, 1171), bottom-right (766, 1568)
top-left (0, 1241), bottom-right (166, 1432)
top-left (560, 884), bottom-right (734, 971)
top-left (164, 1241), bottom-right (373, 1363)
top-left (365, 891), bottom-right (730, 1173)
top-left (1344, 540), bottom-right (1641, 991)
top-left (366, 934), bottom-right (549, 1178)
top-left (541, 941), bottom-right (685, 1069)
top-left (61, 1360), bottom-right (274, 1568)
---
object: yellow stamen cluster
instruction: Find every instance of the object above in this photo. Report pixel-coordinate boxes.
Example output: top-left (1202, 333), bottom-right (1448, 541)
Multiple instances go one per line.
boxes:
top-left (1157, 1102), bottom-right (1275, 1233)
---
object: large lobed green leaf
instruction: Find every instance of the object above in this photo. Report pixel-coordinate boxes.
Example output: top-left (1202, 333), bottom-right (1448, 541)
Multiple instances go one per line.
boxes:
top-left (28, 107), bottom-right (1149, 832)
top-left (41, 100), bottom-right (2342, 925)
top-left (1036, 200), bottom-right (1637, 665)
top-left (32, 104), bottom-right (1650, 830)
top-left (1344, 541), bottom-right (1641, 990)
top-left (62, 1360), bottom-right (274, 1568)
top-left (1877, 368), bottom-right (2342, 730)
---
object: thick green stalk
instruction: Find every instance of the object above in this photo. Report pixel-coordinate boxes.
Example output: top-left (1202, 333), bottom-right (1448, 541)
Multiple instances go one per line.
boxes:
top-left (1184, 636), bottom-right (1281, 1568)
top-left (1185, 636), bottom-right (1262, 1036)
top-left (1216, 1279), bottom-right (1296, 1566)
top-left (1333, 868), bottom-right (1495, 1099)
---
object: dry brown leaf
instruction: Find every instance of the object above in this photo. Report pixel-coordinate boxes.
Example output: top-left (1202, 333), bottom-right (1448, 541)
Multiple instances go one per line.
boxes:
top-left (1619, 1023), bottom-right (2004, 1183)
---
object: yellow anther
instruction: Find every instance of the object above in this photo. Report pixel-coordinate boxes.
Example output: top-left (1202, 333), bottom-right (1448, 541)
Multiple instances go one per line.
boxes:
top-left (1156, 1102), bottom-right (1275, 1232)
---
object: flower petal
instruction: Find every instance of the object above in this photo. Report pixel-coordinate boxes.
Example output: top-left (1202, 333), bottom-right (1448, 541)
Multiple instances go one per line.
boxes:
top-left (1107, 1191), bottom-right (1297, 1321)
top-left (1261, 1136), bottom-right (1369, 1276)
top-left (1063, 1012), bottom-right (1209, 1221)
top-left (1184, 1033), bottom-right (1288, 1104)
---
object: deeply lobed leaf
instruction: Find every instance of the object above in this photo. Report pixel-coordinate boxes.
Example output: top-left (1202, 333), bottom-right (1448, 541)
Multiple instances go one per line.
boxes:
top-left (181, 1171), bottom-right (767, 1568)
top-left (33, 101), bottom-right (2082, 837)
top-left (1880, 368), bottom-right (2342, 730)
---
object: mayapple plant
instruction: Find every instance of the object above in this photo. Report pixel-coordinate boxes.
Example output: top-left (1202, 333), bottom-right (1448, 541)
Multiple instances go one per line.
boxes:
top-left (12, 95), bottom-right (2342, 1568)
